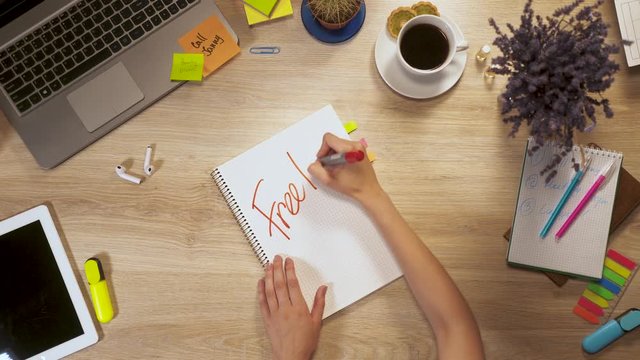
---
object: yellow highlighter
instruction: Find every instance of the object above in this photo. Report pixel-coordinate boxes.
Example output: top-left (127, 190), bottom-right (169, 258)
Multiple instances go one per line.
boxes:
top-left (84, 258), bottom-right (114, 323)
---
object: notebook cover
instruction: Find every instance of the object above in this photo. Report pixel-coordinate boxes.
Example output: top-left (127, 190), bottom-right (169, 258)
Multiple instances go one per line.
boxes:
top-left (244, 0), bottom-right (279, 16)
top-left (244, 0), bottom-right (292, 25)
top-left (504, 166), bottom-right (640, 286)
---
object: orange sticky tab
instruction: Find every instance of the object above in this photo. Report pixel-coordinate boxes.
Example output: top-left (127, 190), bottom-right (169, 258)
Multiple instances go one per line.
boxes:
top-left (177, 15), bottom-right (240, 77)
top-left (367, 150), bottom-right (376, 162)
top-left (573, 305), bottom-right (601, 324)
top-left (582, 289), bottom-right (609, 308)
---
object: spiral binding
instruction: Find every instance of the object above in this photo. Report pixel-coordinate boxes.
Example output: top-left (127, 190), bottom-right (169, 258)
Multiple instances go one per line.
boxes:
top-left (581, 143), bottom-right (623, 159)
top-left (529, 138), bottom-right (623, 161)
top-left (211, 169), bottom-right (269, 267)
top-left (527, 137), bottom-right (623, 163)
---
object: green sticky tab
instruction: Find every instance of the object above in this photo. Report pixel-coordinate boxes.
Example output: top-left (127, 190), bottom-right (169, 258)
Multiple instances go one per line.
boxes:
top-left (170, 53), bottom-right (204, 81)
top-left (343, 120), bottom-right (358, 134)
top-left (603, 267), bottom-right (626, 287)
top-left (587, 283), bottom-right (615, 300)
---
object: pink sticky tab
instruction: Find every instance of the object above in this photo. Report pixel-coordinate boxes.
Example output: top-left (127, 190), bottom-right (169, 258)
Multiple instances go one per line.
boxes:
top-left (578, 296), bottom-right (605, 317)
top-left (359, 138), bottom-right (368, 148)
top-left (607, 249), bottom-right (637, 270)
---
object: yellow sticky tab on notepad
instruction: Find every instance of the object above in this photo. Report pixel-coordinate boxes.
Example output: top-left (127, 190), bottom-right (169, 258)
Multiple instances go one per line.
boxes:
top-left (605, 258), bottom-right (632, 278)
top-left (244, 0), bottom-right (293, 25)
top-left (344, 120), bottom-right (358, 134)
top-left (367, 150), bottom-right (376, 162)
top-left (170, 53), bottom-right (204, 81)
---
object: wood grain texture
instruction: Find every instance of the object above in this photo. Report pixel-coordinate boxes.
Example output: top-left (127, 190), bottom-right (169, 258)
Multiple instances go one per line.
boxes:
top-left (1, 1), bottom-right (639, 359)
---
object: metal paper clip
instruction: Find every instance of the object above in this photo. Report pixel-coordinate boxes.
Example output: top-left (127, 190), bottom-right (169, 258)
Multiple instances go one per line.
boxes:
top-left (250, 46), bottom-right (281, 54)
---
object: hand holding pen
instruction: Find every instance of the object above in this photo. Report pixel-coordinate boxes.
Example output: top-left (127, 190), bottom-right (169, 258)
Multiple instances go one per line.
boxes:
top-left (539, 157), bottom-right (592, 238)
top-left (307, 133), bottom-right (382, 204)
top-left (555, 160), bottom-right (616, 240)
top-left (319, 150), bottom-right (365, 166)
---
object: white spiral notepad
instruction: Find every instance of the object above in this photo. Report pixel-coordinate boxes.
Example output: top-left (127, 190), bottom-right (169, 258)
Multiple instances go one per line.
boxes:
top-left (212, 105), bottom-right (402, 318)
top-left (507, 139), bottom-right (623, 279)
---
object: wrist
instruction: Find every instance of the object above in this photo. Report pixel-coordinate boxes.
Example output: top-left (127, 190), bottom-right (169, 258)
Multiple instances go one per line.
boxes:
top-left (272, 350), bottom-right (313, 360)
top-left (358, 187), bottom-right (390, 213)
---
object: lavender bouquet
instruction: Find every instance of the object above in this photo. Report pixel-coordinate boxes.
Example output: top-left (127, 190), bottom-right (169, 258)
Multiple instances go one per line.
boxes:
top-left (489, 0), bottom-right (627, 181)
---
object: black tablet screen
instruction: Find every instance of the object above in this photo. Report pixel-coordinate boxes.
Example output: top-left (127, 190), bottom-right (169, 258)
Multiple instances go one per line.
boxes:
top-left (0, 220), bottom-right (83, 359)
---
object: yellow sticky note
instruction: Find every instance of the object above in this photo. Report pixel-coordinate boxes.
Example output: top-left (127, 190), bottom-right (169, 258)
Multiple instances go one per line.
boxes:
top-left (344, 120), bottom-right (358, 134)
top-left (178, 15), bottom-right (240, 77)
top-left (170, 53), bottom-right (204, 81)
top-left (367, 150), bottom-right (376, 162)
top-left (244, 0), bottom-right (293, 25)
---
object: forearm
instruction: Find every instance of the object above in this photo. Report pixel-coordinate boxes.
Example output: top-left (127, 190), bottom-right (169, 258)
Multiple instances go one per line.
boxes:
top-left (361, 191), bottom-right (484, 359)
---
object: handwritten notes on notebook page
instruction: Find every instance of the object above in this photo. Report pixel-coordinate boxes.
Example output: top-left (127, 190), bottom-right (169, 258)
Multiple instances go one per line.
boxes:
top-left (508, 139), bottom-right (623, 279)
top-left (213, 105), bottom-right (402, 318)
top-left (178, 15), bottom-right (240, 77)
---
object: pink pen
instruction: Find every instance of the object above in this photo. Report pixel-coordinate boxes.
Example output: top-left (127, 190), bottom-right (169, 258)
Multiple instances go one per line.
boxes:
top-left (555, 160), bottom-right (616, 240)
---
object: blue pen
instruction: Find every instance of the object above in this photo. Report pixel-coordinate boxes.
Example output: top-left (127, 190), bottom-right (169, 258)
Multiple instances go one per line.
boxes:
top-left (539, 157), bottom-right (591, 238)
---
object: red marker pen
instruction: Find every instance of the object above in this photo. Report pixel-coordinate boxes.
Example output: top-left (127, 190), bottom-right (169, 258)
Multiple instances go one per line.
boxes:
top-left (319, 150), bottom-right (365, 166)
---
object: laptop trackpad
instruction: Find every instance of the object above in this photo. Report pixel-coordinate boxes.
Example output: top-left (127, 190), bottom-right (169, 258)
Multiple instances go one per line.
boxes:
top-left (67, 62), bottom-right (144, 132)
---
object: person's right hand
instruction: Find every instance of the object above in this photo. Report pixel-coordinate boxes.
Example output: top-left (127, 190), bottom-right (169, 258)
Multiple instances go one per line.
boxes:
top-left (307, 133), bottom-right (384, 205)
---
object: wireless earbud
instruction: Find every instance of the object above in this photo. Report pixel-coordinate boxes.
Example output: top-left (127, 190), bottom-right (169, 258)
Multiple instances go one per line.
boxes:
top-left (143, 145), bottom-right (155, 176)
top-left (115, 165), bottom-right (142, 184)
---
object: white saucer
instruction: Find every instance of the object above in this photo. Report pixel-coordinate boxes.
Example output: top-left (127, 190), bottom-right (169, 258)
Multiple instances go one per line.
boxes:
top-left (374, 15), bottom-right (467, 99)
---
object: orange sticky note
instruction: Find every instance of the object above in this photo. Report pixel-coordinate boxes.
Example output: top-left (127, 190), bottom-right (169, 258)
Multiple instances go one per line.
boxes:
top-left (367, 150), bottom-right (376, 162)
top-left (177, 15), bottom-right (240, 77)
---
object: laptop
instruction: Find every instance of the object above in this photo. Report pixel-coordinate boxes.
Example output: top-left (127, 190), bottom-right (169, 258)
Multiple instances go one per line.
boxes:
top-left (615, 0), bottom-right (640, 67)
top-left (0, 0), bottom-right (237, 168)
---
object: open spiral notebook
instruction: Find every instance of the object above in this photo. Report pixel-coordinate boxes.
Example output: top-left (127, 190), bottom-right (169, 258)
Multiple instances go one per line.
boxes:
top-left (211, 105), bottom-right (402, 318)
top-left (508, 139), bottom-right (623, 279)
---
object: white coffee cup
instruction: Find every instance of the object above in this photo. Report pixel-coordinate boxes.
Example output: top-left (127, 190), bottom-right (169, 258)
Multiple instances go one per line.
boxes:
top-left (397, 15), bottom-right (469, 75)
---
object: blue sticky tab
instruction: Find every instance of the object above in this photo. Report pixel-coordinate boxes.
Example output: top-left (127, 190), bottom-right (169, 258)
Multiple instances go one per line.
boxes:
top-left (598, 278), bottom-right (621, 294)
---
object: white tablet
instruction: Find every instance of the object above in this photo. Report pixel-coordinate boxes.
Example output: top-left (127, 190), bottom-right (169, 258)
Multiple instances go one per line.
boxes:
top-left (0, 205), bottom-right (98, 360)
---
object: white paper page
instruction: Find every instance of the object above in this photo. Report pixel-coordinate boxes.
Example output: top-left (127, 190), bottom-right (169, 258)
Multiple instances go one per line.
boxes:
top-left (508, 140), bottom-right (623, 279)
top-left (215, 105), bottom-right (402, 318)
top-left (615, 0), bottom-right (640, 66)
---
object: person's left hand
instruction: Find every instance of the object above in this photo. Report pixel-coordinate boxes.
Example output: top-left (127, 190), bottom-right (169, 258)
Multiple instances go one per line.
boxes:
top-left (258, 255), bottom-right (328, 360)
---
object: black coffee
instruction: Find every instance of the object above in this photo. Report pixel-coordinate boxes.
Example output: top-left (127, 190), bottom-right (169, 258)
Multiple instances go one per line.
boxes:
top-left (400, 24), bottom-right (449, 70)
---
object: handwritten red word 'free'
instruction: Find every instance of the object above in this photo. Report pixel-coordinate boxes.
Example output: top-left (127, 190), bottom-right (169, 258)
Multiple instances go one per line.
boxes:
top-left (251, 152), bottom-right (317, 240)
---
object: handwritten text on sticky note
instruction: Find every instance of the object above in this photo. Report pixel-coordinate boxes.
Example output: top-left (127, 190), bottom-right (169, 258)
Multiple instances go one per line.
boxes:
top-left (170, 53), bottom-right (204, 81)
top-left (178, 15), bottom-right (240, 77)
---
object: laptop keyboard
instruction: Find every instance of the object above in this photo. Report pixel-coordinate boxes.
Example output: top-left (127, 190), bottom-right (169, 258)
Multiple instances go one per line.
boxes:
top-left (0, 0), bottom-right (198, 115)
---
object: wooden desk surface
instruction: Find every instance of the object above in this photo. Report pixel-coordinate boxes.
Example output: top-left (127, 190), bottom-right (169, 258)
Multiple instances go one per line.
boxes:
top-left (2, 1), bottom-right (639, 358)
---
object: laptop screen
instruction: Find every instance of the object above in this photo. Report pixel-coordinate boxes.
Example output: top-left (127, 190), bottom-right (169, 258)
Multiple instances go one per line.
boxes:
top-left (0, 0), bottom-right (46, 29)
top-left (0, 220), bottom-right (84, 359)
